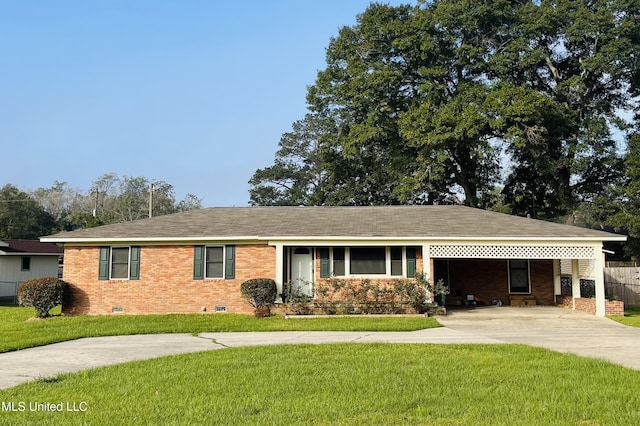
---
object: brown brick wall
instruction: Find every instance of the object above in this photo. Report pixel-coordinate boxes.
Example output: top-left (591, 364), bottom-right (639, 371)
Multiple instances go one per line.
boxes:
top-left (556, 295), bottom-right (573, 308)
top-left (447, 259), bottom-right (555, 305)
top-left (573, 298), bottom-right (625, 316)
top-left (530, 260), bottom-right (555, 304)
top-left (62, 244), bottom-right (276, 315)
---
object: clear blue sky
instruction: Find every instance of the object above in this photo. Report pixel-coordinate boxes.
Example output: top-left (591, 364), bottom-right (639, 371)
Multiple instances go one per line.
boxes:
top-left (1, 1), bottom-right (409, 206)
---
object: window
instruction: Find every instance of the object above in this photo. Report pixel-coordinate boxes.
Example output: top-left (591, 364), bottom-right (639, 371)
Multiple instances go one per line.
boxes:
top-left (333, 247), bottom-right (345, 276)
top-left (99, 247), bottom-right (140, 281)
top-left (21, 257), bottom-right (31, 271)
top-left (390, 247), bottom-right (403, 276)
top-left (111, 247), bottom-right (131, 279)
top-left (193, 245), bottom-right (235, 280)
top-left (320, 246), bottom-right (416, 278)
top-left (205, 246), bottom-right (224, 278)
top-left (350, 247), bottom-right (387, 275)
top-left (509, 260), bottom-right (530, 293)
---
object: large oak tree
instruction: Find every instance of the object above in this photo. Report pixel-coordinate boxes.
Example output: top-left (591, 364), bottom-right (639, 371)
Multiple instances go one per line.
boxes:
top-left (251, 0), bottom-right (640, 219)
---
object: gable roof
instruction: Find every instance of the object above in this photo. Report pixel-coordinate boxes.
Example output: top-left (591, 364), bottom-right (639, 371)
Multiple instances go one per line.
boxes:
top-left (41, 206), bottom-right (625, 243)
top-left (0, 239), bottom-right (63, 255)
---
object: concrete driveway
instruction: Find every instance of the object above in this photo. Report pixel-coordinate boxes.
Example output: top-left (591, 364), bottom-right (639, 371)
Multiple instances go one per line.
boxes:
top-left (437, 306), bottom-right (640, 370)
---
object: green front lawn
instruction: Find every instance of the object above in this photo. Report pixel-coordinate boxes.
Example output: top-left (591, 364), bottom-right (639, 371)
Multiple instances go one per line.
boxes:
top-left (0, 306), bottom-right (439, 353)
top-left (1, 343), bottom-right (638, 425)
top-left (609, 305), bottom-right (640, 327)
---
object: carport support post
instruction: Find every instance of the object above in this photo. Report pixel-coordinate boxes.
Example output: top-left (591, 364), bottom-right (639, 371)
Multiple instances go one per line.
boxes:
top-left (571, 259), bottom-right (581, 310)
top-left (553, 260), bottom-right (561, 299)
top-left (274, 243), bottom-right (284, 301)
top-left (422, 244), bottom-right (431, 300)
top-left (594, 245), bottom-right (606, 317)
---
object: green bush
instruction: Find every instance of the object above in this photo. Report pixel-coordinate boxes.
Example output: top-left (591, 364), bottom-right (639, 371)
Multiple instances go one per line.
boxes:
top-left (17, 277), bottom-right (68, 318)
top-left (310, 277), bottom-right (430, 314)
top-left (240, 278), bottom-right (277, 316)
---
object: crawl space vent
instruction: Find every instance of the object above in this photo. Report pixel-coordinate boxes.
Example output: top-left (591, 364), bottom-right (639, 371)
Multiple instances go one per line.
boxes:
top-left (215, 305), bottom-right (227, 312)
top-left (112, 306), bottom-right (124, 313)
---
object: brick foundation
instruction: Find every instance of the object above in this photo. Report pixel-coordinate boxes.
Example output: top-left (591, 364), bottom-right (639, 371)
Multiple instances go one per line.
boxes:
top-left (573, 297), bottom-right (625, 316)
top-left (555, 295), bottom-right (573, 308)
top-left (556, 295), bottom-right (624, 316)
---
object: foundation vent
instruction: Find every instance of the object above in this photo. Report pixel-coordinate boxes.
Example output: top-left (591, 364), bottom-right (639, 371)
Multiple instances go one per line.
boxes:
top-left (112, 306), bottom-right (124, 313)
top-left (215, 305), bottom-right (227, 313)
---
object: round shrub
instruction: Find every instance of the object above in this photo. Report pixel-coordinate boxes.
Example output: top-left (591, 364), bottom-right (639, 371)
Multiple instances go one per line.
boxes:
top-left (17, 277), bottom-right (68, 318)
top-left (240, 278), bottom-right (277, 314)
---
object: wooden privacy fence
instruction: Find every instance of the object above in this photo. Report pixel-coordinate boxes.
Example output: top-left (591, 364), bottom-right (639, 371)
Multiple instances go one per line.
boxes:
top-left (604, 267), bottom-right (640, 305)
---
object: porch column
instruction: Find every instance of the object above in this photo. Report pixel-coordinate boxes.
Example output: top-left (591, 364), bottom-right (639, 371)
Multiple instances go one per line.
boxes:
top-left (553, 259), bottom-right (561, 299)
top-left (571, 259), bottom-right (581, 310)
top-left (421, 244), bottom-right (431, 279)
top-left (594, 245), bottom-right (606, 317)
top-left (274, 243), bottom-right (284, 300)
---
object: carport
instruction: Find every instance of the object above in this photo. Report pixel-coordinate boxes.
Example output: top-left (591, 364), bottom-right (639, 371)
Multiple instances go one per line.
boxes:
top-left (422, 240), bottom-right (622, 317)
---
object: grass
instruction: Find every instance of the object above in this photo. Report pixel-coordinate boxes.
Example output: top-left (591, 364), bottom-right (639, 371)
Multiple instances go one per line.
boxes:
top-left (1, 343), bottom-right (639, 425)
top-left (0, 305), bottom-right (439, 353)
top-left (609, 304), bottom-right (640, 327)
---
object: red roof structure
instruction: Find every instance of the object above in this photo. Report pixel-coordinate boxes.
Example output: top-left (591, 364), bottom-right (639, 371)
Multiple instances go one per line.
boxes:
top-left (0, 239), bottom-right (63, 255)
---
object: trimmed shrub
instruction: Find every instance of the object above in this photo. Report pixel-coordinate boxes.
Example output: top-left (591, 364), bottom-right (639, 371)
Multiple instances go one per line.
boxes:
top-left (240, 278), bottom-right (277, 317)
top-left (310, 277), bottom-right (430, 314)
top-left (17, 277), bottom-right (68, 318)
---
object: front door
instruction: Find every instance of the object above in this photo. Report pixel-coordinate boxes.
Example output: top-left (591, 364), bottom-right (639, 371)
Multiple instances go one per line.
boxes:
top-left (291, 247), bottom-right (314, 297)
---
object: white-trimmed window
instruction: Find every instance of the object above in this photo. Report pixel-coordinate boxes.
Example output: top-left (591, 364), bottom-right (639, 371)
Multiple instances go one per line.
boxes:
top-left (205, 246), bottom-right (224, 279)
top-left (508, 259), bottom-right (530, 293)
top-left (193, 245), bottom-right (235, 280)
top-left (99, 246), bottom-right (140, 281)
top-left (330, 247), bottom-right (406, 277)
top-left (111, 247), bottom-right (131, 279)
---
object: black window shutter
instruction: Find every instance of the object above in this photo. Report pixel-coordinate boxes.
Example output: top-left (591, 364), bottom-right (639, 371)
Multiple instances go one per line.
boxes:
top-left (320, 248), bottom-right (330, 278)
top-left (193, 246), bottom-right (204, 280)
top-left (225, 245), bottom-right (235, 279)
top-left (129, 246), bottom-right (140, 280)
top-left (99, 247), bottom-right (110, 280)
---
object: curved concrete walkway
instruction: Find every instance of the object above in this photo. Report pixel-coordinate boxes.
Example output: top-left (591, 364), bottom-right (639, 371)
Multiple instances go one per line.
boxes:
top-left (1, 306), bottom-right (638, 390)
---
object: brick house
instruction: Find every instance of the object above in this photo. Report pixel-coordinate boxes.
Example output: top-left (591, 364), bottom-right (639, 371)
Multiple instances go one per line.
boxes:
top-left (41, 206), bottom-right (625, 316)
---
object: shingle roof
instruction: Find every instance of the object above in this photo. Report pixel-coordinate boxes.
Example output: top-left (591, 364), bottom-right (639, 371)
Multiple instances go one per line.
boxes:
top-left (0, 239), bottom-right (63, 255)
top-left (41, 206), bottom-right (624, 242)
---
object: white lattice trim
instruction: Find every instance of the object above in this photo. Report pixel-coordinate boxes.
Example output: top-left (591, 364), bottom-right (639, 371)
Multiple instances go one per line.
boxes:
top-left (429, 244), bottom-right (596, 260)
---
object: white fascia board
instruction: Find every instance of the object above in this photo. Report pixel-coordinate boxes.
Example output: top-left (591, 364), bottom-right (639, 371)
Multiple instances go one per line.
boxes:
top-left (0, 252), bottom-right (61, 256)
top-left (41, 234), bottom-right (626, 245)
top-left (265, 235), bottom-right (626, 244)
top-left (41, 236), bottom-right (263, 245)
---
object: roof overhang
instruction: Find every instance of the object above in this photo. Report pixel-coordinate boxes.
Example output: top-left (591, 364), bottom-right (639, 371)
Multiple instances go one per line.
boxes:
top-left (0, 252), bottom-right (62, 256)
top-left (42, 234), bottom-right (627, 245)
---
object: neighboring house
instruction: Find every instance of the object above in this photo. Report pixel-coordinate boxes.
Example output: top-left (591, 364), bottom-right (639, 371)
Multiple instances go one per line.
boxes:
top-left (41, 206), bottom-right (625, 317)
top-left (0, 240), bottom-right (63, 302)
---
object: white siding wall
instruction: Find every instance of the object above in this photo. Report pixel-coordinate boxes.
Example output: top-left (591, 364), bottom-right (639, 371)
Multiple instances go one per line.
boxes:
top-left (0, 256), bottom-right (60, 297)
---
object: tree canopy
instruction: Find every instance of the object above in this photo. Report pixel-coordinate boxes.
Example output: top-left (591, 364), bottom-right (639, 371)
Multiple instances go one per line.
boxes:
top-left (250, 0), bottom-right (640, 224)
top-left (0, 184), bottom-right (57, 239)
top-left (0, 174), bottom-right (203, 238)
